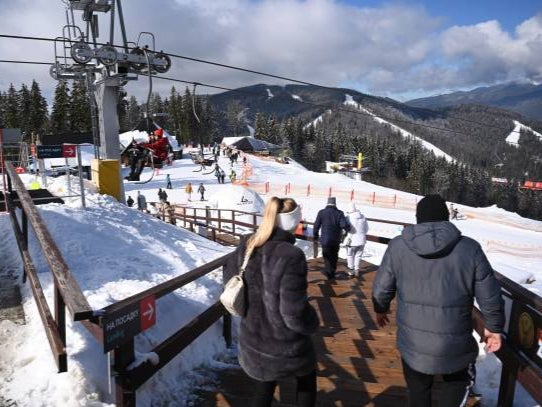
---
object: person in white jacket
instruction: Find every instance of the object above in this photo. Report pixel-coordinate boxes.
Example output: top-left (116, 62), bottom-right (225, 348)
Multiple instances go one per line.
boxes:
top-left (345, 202), bottom-right (369, 277)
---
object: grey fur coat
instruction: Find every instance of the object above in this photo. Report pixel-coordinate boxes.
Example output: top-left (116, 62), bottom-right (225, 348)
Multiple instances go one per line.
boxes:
top-left (224, 228), bottom-right (319, 381)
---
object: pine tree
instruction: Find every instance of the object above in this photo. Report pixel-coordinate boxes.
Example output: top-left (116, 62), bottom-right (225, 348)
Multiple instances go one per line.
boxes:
top-left (5, 84), bottom-right (20, 128)
top-left (69, 80), bottom-right (91, 132)
top-left (51, 81), bottom-right (70, 133)
top-left (126, 96), bottom-right (140, 130)
top-left (18, 84), bottom-right (31, 136)
top-left (28, 80), bottom-right (48, 135)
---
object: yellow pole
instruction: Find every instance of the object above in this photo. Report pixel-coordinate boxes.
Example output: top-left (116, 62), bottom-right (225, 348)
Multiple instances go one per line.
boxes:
top-left (357, 152), bottom-right (363, 171)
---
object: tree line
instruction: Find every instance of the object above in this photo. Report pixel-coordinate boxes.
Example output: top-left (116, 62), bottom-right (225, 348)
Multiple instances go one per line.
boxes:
top-left (2, 80), bottom-right (542, 220)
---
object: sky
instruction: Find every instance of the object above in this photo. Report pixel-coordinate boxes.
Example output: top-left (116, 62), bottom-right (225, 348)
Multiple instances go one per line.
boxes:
top-left (0, 0), bottom-right (541, 103)
top-left (1, 139), bottom-right (542, 405)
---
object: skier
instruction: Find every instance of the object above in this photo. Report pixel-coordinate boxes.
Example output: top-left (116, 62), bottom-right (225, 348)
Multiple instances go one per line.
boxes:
top-left (220, 169), bottom-right (226, 184)
top-left (126, 196), bottom-right (134, 208)
top-left (230, 169), bottom-right (237, 183)
top-left (136, 191), bottom-right (147, 212)
top-left (185, 182), bottom-right (193, 202)
top-left (158, 188), bottom-right (168, 203)
top-left (197, 183), bottom-right (206, 201)
top-left (214, 164), bottom-right (221, 184)
top-left (166, 174), bottom-right (172, 189)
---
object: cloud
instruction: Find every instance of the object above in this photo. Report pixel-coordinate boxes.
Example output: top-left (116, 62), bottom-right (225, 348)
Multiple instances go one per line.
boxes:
top-left (1, 0), bottom-right (541, 103)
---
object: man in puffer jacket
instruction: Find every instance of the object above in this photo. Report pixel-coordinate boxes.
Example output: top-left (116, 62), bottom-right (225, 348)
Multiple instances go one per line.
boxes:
top-left (313, 197), bottom-right (350, 279)
top-left (372, 194), bottom-right (504, 407)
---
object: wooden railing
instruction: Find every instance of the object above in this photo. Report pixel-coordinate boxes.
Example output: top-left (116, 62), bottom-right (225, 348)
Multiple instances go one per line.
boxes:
top-left (4, 162), bottom-right (94, 372)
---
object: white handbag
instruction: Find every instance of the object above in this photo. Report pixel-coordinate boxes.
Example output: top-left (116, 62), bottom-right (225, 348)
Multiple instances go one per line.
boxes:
top-left (220, 252), bottom-right (250, 316)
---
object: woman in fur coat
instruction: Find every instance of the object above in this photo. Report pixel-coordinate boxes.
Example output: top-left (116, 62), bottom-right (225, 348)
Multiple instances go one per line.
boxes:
top-left (224, 197), bottom-right (319, 406)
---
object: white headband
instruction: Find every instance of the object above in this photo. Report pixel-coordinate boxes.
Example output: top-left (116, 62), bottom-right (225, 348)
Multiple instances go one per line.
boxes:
top-left (277, 205), bottom-right (302, 233)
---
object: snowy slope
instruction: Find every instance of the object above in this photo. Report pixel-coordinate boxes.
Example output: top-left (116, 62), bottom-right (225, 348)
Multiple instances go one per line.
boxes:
top-left (506, 120), bottom-right (542, 146)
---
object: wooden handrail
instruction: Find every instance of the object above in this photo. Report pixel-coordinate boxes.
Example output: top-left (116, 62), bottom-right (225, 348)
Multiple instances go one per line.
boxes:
top-left (5, 162), bottom-right (93, 321)
top-left (102, 254), bottom-right (230, 315)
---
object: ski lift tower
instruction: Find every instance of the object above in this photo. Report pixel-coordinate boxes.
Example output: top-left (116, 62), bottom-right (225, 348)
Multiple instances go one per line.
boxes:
top-left (50, 0), bottom-right (171, 202)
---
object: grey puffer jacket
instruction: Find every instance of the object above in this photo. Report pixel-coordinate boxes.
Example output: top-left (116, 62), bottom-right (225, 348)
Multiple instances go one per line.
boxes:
top-left (224, 228), bottom-right (319, 381)
top-left (372, 221), bottom-right (504, 375)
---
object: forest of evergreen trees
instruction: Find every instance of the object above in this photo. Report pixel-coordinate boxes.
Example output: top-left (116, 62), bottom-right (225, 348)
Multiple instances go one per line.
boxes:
top-left (1, 80), bottom-right (542, 221)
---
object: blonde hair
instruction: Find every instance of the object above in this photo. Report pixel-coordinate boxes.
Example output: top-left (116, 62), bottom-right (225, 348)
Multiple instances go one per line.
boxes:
top-left (245, 197), bottom-right (297, 259)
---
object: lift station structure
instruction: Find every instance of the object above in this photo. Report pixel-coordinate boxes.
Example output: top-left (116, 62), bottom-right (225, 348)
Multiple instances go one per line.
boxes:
top-left (49, 0), bottom-right (171, 201)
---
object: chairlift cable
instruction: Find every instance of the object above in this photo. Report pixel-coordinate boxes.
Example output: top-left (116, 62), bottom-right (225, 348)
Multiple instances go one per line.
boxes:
top-left (0, 55), bottom-right (534, 138)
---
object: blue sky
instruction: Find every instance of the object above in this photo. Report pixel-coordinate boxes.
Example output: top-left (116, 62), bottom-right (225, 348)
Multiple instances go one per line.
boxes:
top-left (341, 0), bottom-right (541, 32)
top-left (1, 0), bottom-right (542, 102)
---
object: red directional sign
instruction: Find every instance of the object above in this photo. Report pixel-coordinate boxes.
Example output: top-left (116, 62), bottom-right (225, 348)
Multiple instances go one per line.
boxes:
top-left (140, 295), bottom-right (156, 331)
top-left (102, 294), bottom-right (157, 352)
top-left (62, 144), bottom-right (76, 158)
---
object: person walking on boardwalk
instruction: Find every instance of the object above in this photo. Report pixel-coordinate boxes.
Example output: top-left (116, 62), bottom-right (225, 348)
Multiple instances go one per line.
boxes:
top-left (166, 174), bottom-right (172, 189)
top-left (372, 194), bottom-right (504, 407)
top-left (223, 197), bottom-right (319, 406)
top-left (185, 182), bottom-right (193, 202)
top-left (313, 197), bottom-right (350, 280)
top-left (197, 183), bottom-right (206, 201)
top-left (344, 202), bottom-right (369, 278)
top-left (136, 191), bottom-right (147, 212)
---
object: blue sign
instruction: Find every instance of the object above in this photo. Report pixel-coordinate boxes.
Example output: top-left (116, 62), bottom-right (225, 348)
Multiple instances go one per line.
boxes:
top-left (36, 145), bottom-right (63, 159)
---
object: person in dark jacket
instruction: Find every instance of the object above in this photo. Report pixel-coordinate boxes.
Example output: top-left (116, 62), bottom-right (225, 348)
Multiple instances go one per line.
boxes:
top-left (224, 197), bottom-right (319, 407)
top-left (126, 195), bottom-right (134, 208)
top-left (372, 194), bottom-right (504, 407)
top-left (313, 197), bottom-right (350, 279)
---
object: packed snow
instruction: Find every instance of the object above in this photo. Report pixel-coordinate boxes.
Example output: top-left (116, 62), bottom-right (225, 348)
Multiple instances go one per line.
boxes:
top-left (1, 148), bottom-right (541, 406)
top-left (505, 120), bottom-right (542, 146)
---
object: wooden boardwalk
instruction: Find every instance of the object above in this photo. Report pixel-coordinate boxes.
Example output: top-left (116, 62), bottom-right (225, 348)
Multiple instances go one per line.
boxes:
top-left (197, 257), bottom-right (480, 406)
top-left (197, 258), bottom-right (405, 406)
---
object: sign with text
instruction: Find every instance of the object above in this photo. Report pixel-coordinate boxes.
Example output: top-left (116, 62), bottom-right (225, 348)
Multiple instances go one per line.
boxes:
top-left (36, 144), bottom-right (77, 159)
top-left (36, 145), bottom-right (63, 159)
top-left (102, 295), bottom-right (156, 353)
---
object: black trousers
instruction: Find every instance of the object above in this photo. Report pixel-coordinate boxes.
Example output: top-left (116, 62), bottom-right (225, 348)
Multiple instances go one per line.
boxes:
top-left (322, 245), bottom-right (340, 277)
top-left (402, 359), bottom-right (475, 407)
top-left (250, 370), bottom-right (317, 407)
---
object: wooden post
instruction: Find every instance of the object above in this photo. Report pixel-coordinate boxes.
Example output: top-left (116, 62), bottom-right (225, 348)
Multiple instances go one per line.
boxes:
top-left (313, 240), bottom-right (318, 259)
top-left (22, 211), bottom-right (28, 283)
top-left (232, 211), bottom-right (236, 236)
top-left (223, 313), bottom-right (232, 348)
top-left (328, 187), bottom-right (332, 197)
top-left (498, 359), bottom-right (519, 407)
top-left (54, 283), bottom-right (67, 372)
top-left (218, 209), bottom-right (222, 231)
top-left (114, 340), bottom-right (136, 407)
top-left (253, 213), bottom-right (257, 231)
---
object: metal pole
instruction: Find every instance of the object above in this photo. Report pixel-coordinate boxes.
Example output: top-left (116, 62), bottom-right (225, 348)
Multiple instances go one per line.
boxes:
top-left (0, 129), bottom-right (7, 213)
top-left (116, 0), bottom-right (129, 51)
top-left (77, 145), bottom-right (86, 209)
top-left (65, 156), bottom-right (72, 201)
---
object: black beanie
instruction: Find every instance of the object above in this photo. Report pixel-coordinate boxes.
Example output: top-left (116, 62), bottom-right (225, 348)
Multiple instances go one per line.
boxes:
top-left (416, 194), bottom-right (449, 224)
